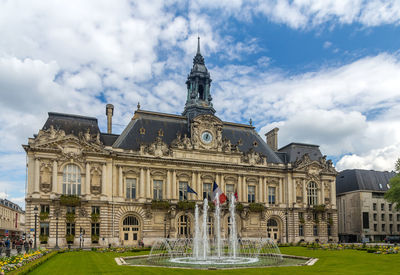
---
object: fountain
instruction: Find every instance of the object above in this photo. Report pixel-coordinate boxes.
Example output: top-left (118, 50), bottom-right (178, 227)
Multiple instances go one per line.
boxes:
top-left (146, 194), bottom-right (286, 268)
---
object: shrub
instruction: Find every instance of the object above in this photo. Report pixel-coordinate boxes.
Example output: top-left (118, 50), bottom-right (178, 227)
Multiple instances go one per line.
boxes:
top-left (60, 195), bottom-right (81, 206)
top-left (91, 234), bottom-right (99, 243)
top-left (313, 204), bottom-right (326, 213)
top-left (8, 251), bottom-right (58, 275)
top-left (39, 212), bottom-right (49, 221)
top-left (91, 213), bottom-right (100, 223)
top-left (151, 200), bottom-right (171, 210)
top-left (208, 201), bottom-right (215, 211)
top-left (66, 212), bottom-right (75, 222)
top-left (176, 200), bottom-right (196, 210)
top-left (66, 234), bottom-right (75, 244)
top-left (39, 235), bottom-right (48, 244)
top-left (249, 203), bottom-right (264, 212)
top-left (235, 202), bottom-right (244, 212)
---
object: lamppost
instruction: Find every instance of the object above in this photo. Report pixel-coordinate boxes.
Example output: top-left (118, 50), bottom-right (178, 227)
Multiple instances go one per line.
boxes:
top-left (55, 209), bottom-right (59, 249)
top-left (285, 209), bottom-right (289, 243)
top-left (33, 205), bottom-right (38, 250)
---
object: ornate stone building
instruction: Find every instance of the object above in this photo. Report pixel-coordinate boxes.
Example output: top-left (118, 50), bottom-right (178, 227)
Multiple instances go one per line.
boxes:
top-left (24, 39), bottom-right (338, 247)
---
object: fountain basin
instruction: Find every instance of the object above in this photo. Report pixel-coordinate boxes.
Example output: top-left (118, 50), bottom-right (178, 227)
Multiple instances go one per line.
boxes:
top-left (170, 256), bottom-right (259, 265)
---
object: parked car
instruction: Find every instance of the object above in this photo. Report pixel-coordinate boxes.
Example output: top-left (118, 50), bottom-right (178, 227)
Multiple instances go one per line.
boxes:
top-left (384, 236), bottom-right (400, 243)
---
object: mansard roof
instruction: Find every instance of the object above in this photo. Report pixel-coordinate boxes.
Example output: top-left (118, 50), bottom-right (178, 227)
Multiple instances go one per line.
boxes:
top-left (278, 142), bottom-right (323, 163)
top-left (113, 109), bottom-right (284, 164)
top-left (43, 112), bottom-right (100, 136)
top-left (336, 169), bottom-right (396, 195)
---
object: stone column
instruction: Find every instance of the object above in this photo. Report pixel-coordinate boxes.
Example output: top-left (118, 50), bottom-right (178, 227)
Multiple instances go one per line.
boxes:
top-left (262, 177), bottom-right (267, 204)
top-left (331, 180), bottom-right (336, 207)
top-left (172, 170), bottom-right (177, 199)
top-left (321, 181), bottom-right (325, 205)
top-left (140, 168), bottom-right (145, 198)
top-left (34, 158), bottom-right (40, 193)
top-left (118, 166), bottom-right (123, 197)
top-left (145, 169), bottom-right (150, 199)
top-left (197, 172), bottom-right (201, 200)
top-left (303, 180), bottom-right (307, 205)
top-left (84, 163), bottom-right (90, 196)
top-left (293, 179), bottom-right (297, 205)
top-left (278, 178), bottom-right (283, 204)
top-left (166, 170), bottom-right (171, 199)
top-left (191, 172), bottom-right (196, 200)
top-left (242, 176), bottom-right (247, 202)
top-left (220, 173), bottom-right (225, 193)
top-left (52, 160), bottom-right (58, 193)
top-left (102, 164), bottom-right (106, 194)
top-left (258, 177), bottom-right (263, 203)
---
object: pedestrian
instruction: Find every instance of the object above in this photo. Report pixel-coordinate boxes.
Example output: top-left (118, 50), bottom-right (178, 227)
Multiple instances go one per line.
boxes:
top-left (24, 240), bottom-right (29, 253)
top-left (5, 238), bottom-right (10, 249)
top-left (29, 239), bottom-right (33, 250)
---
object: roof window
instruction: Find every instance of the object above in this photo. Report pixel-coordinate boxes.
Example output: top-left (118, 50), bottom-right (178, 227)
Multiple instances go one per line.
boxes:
top-left (387, 184), bottom-right (390, 189)
top-left (379, 183), bottom-right (382, 189)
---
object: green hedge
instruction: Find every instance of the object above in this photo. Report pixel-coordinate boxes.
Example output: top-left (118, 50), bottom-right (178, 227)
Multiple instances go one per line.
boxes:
top-left (249, 203), bottom-right (264, 212)
top-left (177, 200), bottom-right (195, 210)
top-left (9, 251), bottom-right (58, 275)
top-left (151, 200), bottom-right (171, 210)
top-left (60, 195), bottom-right (81, 206)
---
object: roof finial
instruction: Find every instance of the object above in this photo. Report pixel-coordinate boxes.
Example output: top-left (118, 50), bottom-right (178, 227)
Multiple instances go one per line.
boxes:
top-left (137, 102), bottom-right (141, 110)
top-left (249, 118), bottom-right (253, 126)
top-left (197, 36), bottom-right (201, 55)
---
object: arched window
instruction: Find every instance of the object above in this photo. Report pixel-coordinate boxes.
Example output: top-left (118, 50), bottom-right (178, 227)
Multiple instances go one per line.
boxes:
top-left (122, 216), bottom-right (140, 242)
top-left (307, 181), bottom-right (318, 206)
top-left (63, 164), bottom-right (81, 195)
top-left (267, 218), bottom-right (278, 227)
top-left (198, 85), bottom-right (204, 100)
top-left (178, 215), bottom-right (190, 237)
top-left (208, 216), bottom-right (214, 236)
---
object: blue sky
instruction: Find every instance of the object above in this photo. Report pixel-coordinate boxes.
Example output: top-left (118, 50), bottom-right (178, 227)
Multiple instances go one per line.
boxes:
top-left (1, 0), bottom-right (400, 209)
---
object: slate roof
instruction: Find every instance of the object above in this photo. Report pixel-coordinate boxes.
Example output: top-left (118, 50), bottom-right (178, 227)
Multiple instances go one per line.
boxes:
top-left (101, 133), bottom-right (120, 146)
top-left (113, 110), bottom-right (284, 164)
top-left (43, 112), bottom-right (100, 136)
top-left (278, 142), bottom-right (323, 163)
top-left (336, 169), bottom-right (396, 195)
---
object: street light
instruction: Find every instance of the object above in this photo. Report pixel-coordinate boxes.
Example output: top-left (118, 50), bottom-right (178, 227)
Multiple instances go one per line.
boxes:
top-left (285, 209), bottom-right (289, 243)
top-left (33, 205), bottom-right (38, 250)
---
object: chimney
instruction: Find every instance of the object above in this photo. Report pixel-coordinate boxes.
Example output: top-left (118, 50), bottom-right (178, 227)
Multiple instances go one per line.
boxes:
top-left (265, 127), bottom-right (279, 151)
top-left (106, 104), bottom-right (114, 134)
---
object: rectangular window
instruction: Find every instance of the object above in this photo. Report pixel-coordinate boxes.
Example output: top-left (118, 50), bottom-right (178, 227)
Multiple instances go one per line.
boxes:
top-left (397, 224), bottom-right (400, 232)
top-left (327, 224), bottom-right (331, 236)
top-left (248, 186), bottom-right (256, 203)
top-left (299, 224), bottom-right (304, 236)
top-left (397, 214), bottom-right (400, 221)
top-left (382, 224), bottom-right (385, 232)
top-left (91, 223), bottom-right (100, 236)
top-left (381, 214), bottom-right (385, 221)
top-left (390, 224), bottom-right (393, 233)
top-left (40, 205), bottom-right (50, 214)
top-left (373, 203), bottom-right (377, 211)
top-left (40, 222), bottom-right (49, 236)
top-left (203, 183), bottom-right (212, 200)
top-left (226, 184), bottom-right (234, 201)
top-left (389, 204), bottom-right (392, 211)
top-left (362, 212), bottom-right (369, 229)
top-left (298, 212), bottom-right (304, 219)
top-left (381, 203), bottom-right (385, 211)
top-left (126, 178), bottom-right (136, 199)
top-left (373, 213), bottom-right (377, 221)
top-left (67, 206), bottom-right (75, 214)
top-left (153, 180), bottom-right (163, 200)
top-left (268, 187), bottom-right (276, 205)
top-left (66, 223), bottom-right (75, 236)
top-left (313, 225), bottom-right (318, 236)
top-left (374, 224), bottom-right (377, 231)
top-left (389, 214), bottom-right (393, 221)
top-left (92, 206), bottom-right (100, 215)
top-left (179, 181), bottom-right (188, 201)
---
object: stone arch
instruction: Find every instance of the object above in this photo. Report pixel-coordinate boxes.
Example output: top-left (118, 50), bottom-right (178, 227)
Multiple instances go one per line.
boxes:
top-left (115, 206), bottom-right (146, 246)
top-left (264, 210), bottom-right (285, 242)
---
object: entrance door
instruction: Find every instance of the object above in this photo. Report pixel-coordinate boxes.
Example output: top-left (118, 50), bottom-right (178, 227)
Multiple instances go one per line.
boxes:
top-left (121, 216), bottom-right (140, 246)
top-left (267, 218), bottom-right (280, 242)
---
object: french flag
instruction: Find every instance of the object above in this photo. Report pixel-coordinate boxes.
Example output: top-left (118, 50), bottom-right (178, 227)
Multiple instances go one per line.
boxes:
top-left (213, 181), bottom-right (227, 205)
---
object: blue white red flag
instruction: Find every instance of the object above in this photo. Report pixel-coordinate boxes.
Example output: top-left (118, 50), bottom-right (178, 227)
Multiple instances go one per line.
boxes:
top-left (212, 181), bottom-right (227, 204)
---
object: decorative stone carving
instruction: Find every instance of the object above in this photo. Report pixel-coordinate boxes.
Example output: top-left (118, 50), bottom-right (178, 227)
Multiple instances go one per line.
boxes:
top-left (241, 148), bottom-right (266, 165)
top-left (90, 165), bottom-right (102, 195)
top-left (191, 114), bottom-right (223, 151)
top-left (40, 161), bottom-right (52, 193)
top-left (140, 137), bottom-right (171, 157)
top-left (296, 180), bottom-right (303, 203)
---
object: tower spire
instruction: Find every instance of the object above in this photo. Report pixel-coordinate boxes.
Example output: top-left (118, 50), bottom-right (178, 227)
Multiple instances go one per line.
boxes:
top-left (197, 36), bottom-right (201, 54)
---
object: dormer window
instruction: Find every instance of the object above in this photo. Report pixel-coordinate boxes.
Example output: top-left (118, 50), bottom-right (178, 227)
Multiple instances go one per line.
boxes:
top-left (139, 127), bottom-right (146, 135)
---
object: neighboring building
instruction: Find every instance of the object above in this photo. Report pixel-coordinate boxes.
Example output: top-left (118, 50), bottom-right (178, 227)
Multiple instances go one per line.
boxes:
top-left (0, 198), bottom-right (25, 239)
top-left (336, 169), bottom-right (398, 242)
top-left (24, 39), bottom-right (338, 247)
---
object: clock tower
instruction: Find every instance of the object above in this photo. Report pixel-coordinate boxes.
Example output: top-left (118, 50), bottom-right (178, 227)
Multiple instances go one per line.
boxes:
top-left (182, 37), bottom-right (216, 123)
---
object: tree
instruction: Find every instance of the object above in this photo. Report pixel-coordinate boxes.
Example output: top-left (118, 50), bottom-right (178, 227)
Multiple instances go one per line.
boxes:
top-left (384, 158), bottom-right (400, 211)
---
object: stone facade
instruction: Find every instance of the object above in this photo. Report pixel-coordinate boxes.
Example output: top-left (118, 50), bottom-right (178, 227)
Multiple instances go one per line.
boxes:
top-left (24, 39), bottom-right (338, 248)
top-left (0, 198), bottom-right (25, 239)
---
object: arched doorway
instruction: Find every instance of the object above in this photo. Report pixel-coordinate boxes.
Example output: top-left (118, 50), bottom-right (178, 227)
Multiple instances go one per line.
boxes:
top-left (120, 215), bottom-right (141, 246)
top-left (267, 218), bottom-right (280, 242)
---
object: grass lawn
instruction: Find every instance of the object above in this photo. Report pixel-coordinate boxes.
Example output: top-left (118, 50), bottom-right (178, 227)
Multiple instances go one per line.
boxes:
top-left (29, 247), bottom-right (400, 274)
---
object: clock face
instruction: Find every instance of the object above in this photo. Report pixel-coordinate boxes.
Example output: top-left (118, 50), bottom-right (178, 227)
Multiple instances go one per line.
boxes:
top-left (201, 131), bottom-right (213, 144)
